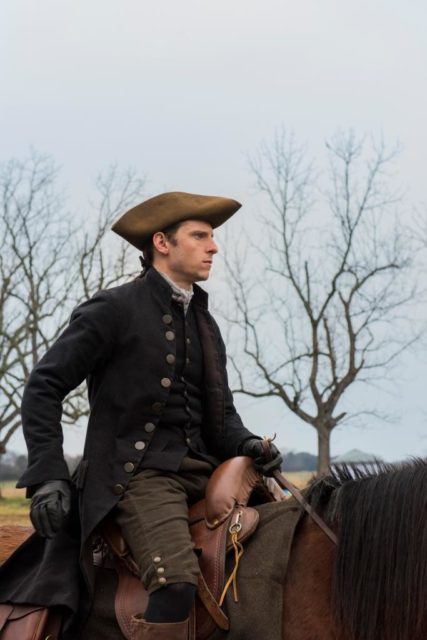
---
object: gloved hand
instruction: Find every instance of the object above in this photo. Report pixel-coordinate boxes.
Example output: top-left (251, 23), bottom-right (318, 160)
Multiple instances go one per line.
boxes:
top-left (30, 480), bottom-right (71, 538)
top-left (240, 438), bottom-right (283, 476)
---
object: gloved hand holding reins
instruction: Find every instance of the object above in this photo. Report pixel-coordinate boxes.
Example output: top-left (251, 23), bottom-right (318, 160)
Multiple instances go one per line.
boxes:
top-left (240, 437), bottom-right (283, 476)
top-left (30, 480), bottom-right (71, 538)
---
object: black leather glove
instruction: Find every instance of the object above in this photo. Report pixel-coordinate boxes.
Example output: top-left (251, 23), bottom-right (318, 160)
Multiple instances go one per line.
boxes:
top-left (30, 480), bottom-right (71, 538)
top-left (240, 438), bottom-right (283, 476)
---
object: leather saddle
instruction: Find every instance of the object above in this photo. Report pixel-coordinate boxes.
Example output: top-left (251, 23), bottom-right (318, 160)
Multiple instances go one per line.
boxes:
top-left (96, 456), bottom-right (285, 640)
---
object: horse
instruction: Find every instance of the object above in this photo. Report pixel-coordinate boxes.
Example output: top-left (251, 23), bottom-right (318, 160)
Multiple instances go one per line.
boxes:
top-left (1, 459), bottom-right (426, 640)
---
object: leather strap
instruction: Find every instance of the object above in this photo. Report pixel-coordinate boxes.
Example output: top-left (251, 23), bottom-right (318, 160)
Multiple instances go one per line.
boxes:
top-left (0, 604), bottom-right (13, 631)
top-left (188, 603), bottom-right (196, 640)
top-left (272, 470), bottom-right (338, 545)
top-left (260, 439), bottom-right (274, 461)
top-left (114, 559), bottom-right (147, 640)
top-left (197, 574), bottom-right (229, 630)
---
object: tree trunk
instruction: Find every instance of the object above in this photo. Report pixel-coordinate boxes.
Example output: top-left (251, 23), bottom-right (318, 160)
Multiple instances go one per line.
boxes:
top-left (317, 427), bottom-right (331, 475)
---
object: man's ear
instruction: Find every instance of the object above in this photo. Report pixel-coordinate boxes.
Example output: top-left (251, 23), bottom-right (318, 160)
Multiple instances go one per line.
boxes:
top-left (152, 232), bottom-right (169, 256)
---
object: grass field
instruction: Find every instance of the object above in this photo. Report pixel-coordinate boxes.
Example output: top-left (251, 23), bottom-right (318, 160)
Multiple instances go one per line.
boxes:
top-left (0, 483), bottom-right (30, 525)
top-left (0, 471), bottom-right (315, 527)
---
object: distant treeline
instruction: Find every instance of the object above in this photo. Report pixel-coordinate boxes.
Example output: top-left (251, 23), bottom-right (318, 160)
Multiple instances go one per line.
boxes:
top-left (0, 452), bottom-right (82, 481)
top-left (0, 449), bottom-right (317, 480)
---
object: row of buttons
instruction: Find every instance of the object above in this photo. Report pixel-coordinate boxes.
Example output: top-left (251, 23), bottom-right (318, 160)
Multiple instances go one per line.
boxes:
top-left (165, 330), bottom-right (191, 345)
top-left (153, 555), bottom-right (167, 585)
top-left (112, 313), bottom-right (190, 499)
top-left (113, 418), bottom-right (160, 492)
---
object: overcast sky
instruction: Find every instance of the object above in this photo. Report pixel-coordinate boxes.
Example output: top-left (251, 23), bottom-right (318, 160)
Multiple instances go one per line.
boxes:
top-left (1, 1), bottom-right (426, 461)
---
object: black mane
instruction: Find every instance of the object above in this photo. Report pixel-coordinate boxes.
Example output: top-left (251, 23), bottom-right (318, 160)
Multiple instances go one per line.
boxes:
top-left (305, 458), bottom-right (427, 640)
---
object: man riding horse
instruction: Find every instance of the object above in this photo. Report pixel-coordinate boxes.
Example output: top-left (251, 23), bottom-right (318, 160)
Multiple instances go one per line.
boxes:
top-left (1, 192), bottom-right (282, 639)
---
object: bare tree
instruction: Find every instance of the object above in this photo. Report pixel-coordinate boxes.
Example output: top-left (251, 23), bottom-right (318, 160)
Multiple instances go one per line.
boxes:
top-left (222, 131), bottom-right (418, 474)
top-left (0, 151), bottom-right (145, 457)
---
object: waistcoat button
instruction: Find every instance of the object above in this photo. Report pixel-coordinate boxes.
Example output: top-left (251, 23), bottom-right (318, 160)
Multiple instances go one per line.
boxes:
top-left (165, 331), bottom-right (175, 341)
top-left (113, 484), bottom-right (125, 495)
top-left (158, 577), bottom-right (167, 584)
top-left (134, 441), bottom-right (146, 451)
top-left (162, 314), bottom-right (173, 324)
top-left (145, 422), bottom-right (156, 433)
top-left (151, 402), bottom-right (163, 414)
top-left (124, 462), bottom-right (135, 473)
top-left (166, 353), bottom-right (175, 364)
top-left (157, 567), bottom-right (165, 574)
top-left (161, 377), bottom-right (172, 388)
top-left (153, 556), bottom-right (162, 563)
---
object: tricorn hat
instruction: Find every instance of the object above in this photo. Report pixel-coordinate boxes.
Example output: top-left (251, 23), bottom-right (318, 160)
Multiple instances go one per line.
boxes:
top-left (111, 191), bottom-right (241, 251)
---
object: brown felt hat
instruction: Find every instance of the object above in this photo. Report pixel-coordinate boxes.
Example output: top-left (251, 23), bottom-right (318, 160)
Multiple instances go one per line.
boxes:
top-left (111, 191), bottom-right (241, 251)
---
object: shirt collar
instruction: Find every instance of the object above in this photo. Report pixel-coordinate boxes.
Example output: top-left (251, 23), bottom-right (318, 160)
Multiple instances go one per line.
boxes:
top-left (155, 269), bottom-right (194, 314)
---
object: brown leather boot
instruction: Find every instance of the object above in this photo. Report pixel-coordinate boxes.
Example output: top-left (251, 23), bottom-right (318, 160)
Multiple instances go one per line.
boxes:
top-left (130, 614), bottom-right (189, 640)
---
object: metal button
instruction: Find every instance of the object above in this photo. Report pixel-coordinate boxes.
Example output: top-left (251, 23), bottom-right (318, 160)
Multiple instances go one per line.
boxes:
top-left (186, 357), bottom-right (190, 365)
top-left (158, 577), bottom-right (167, 584)
top-left (124, 462), bottom-right (135, 473)
top-left (165, 331), bottom-right (175, 341)
top-left (166, 353), bottom-right (175, 364)
top-left (157, 567), bottom-right (165, 574)
top-left (162, 314), bottom-right (173, 325)
top-left (186, 437), bottom-right (191, 445)
top-left (161, 377), bottom-right (172, 388)
top-left (113, 484), bottom-right (125, 495)
top-left (134, 441), bottom-right (146, 451)
top-left (145, 422), bottom-right (156, 433)
top-left (152, 402), bottom-right (163, 414)
top-left (186, 337), bottom-right (191, 344)
top-left (153, 556), bottom-right (162, 563)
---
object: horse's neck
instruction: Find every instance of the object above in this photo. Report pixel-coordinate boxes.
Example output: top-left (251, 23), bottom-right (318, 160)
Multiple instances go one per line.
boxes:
top-left (282, 516), bottom-right (345, 640)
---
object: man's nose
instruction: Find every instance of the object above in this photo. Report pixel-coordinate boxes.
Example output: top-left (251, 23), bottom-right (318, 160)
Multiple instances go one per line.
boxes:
top-left (208, 239), bottom-right (219, 254)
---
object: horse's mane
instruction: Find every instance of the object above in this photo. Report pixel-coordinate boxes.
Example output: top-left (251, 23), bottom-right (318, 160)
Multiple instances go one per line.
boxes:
top-left (305, 458), bottom-right (427, 640)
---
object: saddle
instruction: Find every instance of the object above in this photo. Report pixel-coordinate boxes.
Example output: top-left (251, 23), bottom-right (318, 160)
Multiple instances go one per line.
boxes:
top-left (96, 456), bottom-right (285, 640)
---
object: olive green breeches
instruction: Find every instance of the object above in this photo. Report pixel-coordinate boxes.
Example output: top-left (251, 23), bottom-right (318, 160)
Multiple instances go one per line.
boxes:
top-left (115, 456), bottom-right (214, 593)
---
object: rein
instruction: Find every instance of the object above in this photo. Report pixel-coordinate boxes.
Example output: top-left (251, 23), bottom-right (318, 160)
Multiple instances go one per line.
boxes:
top-left (261, 436), bottom-right (338, 546)
top-left (272, 470), bottom-right (338, 546)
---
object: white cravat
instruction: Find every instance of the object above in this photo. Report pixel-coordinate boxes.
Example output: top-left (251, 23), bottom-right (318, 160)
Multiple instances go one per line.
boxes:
top-left (157, 270), bottom-right (194, 315)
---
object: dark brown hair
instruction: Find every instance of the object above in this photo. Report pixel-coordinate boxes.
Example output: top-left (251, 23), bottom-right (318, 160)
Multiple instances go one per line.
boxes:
top-left (138, 221), bottom-right (182, 276)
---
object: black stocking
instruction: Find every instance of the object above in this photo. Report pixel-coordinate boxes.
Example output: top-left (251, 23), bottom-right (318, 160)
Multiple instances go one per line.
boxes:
top-left (144, 583), bottom-right (197, 623)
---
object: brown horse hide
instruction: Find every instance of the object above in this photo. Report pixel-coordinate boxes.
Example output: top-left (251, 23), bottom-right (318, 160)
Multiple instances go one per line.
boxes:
top-left (0, 526), bottom-right (33, 565)
top-left (282, 517), bottom-right (343, 640)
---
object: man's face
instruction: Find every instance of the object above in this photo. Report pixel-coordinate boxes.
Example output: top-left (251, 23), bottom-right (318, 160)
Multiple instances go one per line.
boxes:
top-left (154, 220), bottom-right (219, 285)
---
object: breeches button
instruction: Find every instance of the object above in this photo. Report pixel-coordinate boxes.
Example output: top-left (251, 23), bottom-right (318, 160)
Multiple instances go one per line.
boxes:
top-left (124, 462), bottom-right (135, 473)
top-left (134, 441), bottom-right (146, 451)
top-left (144, 422), bottom-right (156, 433)
top-left (161, 377), bottom-right (171, 388)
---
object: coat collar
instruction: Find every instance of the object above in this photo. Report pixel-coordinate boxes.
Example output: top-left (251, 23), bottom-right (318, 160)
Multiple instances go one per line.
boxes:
top-left (144, 266), bottom-right (209, 311)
